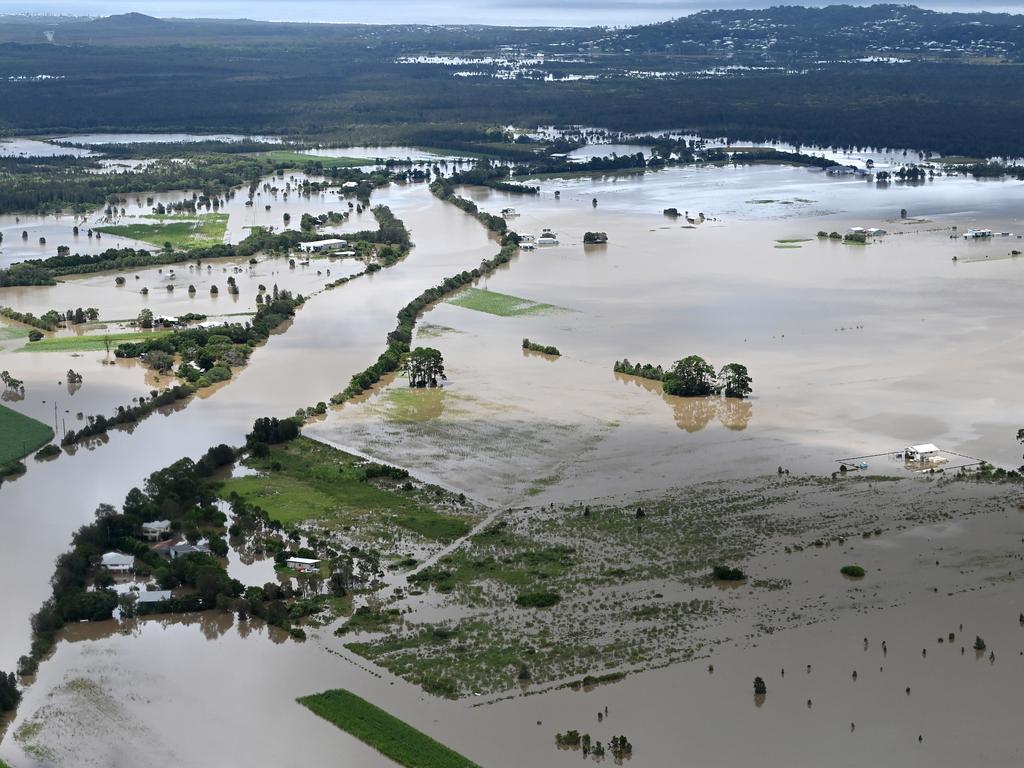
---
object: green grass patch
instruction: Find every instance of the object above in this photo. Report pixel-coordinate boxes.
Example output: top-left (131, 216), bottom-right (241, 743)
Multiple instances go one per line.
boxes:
top-left (0, 403), bottom-right (54, 464)
top-left (94, 213), bottom-right (228, 249)
top-left (220, 437), bottom-right (472, 542)
top-left (298, 689), bottom-right (481, 768)
top-left (447, 287), bottom-right (560, 317)
top-left (776, 238), bottom-right (812, 244)
top-left (18, 331), bottom-right (170, 352)
top-left (264, 150), bottom-right (367, 168)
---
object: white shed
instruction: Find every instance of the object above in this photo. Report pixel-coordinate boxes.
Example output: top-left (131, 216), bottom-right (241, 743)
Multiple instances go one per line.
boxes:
top-left (905, 443), bottom-right (940, 461)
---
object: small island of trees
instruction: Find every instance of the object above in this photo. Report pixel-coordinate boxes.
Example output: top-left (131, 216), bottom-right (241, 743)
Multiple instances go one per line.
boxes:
top-left (404, 347), bottom-right (446, 388)
top-left (614, 355), bottom-right (753, 398)
top-left (522, 338), bottom-right (560, 356)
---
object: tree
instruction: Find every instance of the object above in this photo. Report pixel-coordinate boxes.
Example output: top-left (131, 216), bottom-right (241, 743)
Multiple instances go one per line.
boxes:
top-left (0, 670), bottom-right (20, 712)
top-left (718, 363), bottom-right (753, 399)
top-left (404, 346), bottom-right (446, 388)
top-left (663, 355), bottom-right (715, 396)
top-left (137, 308), bottom-right (154, 329)
top-left (142, 351), bottom-right (175, 372)
top-left (754, 676), bottom-right (767, 695)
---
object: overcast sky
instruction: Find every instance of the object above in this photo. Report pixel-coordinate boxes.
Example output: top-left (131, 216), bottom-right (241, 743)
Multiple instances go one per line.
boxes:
top-left (2, 1), bottom-right (1024, 26)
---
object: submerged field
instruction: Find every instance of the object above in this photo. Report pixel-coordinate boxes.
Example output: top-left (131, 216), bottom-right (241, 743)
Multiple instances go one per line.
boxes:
top-left (447, 287), bottom-right (562, 317)
top-left (0, 403), bottom-right (54, 464)
top-left (94, 213), bottom-right (228, 249)
top-left (17, 331), bottom-right (170, 353)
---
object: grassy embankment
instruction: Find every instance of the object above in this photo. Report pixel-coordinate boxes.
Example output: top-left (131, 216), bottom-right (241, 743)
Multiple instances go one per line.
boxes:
top-left (94, 213), bottom-right (228, 249)
top-left (18, 331), bottom-right (170, 353)
top-left (0, 323), bottom-right (29, 351)
top-left (263, 151), bottom-right (367, 168)
top-left (298, 689), bottom-right (481, 768)
top-left (219, 436), bottom-right (472, 542)
top-left (447, 287), bottom-right (560, 317)
top-left (0, 403), bottom-right (54, 464)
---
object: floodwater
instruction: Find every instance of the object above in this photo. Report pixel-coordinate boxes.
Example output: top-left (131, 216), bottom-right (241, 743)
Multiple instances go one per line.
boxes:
top-left (4, 159), bottom-right (1024, 767)
top-left (309, 165), bottom-right (1024, 507)
top-left (0, 181), bottom-right (498, 667)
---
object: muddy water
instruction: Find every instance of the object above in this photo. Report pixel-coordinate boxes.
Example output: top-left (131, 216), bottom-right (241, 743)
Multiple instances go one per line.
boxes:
top-left (3, 485), bottom-right (1022, 767)
top-left (0, 182), bottom-right (498, 667)
top-left (309, 167), bottom-right (1024, 507)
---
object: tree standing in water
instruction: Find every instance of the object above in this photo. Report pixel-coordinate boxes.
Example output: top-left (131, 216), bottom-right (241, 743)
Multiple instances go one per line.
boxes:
top-left (718, 363), bottom-right (753, 399)
top-left (663, 355), bottom-right (716, 396)
top-left (404, 347), bottom-right (446, 388)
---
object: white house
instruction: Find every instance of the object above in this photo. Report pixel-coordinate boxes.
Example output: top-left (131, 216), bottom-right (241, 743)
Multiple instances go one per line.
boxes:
top-left (101, 552), bottom-right (135, 573)
top-left (866, 228), bottom-right (887, 236)
top-left (141, 520), bottom-right (172, 541)
top-left (299, 238), bottom-right (348, 254)
top-left (168, 541), bottom-right (211, 559)
top-left (963, 229), bottom-right (993, 239)
top-left (286, 557), bottom-right (322, 574)
top-left (136, 589), bottom-right (173, 605)
top-left (905, 443), bottom-right (940, 461)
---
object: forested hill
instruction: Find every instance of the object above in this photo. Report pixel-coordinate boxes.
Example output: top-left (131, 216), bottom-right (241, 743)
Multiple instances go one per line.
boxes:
top-left (2, 6), bottom-right (1024, 157)
top-left (608, 4), bottom-right (1024, 62)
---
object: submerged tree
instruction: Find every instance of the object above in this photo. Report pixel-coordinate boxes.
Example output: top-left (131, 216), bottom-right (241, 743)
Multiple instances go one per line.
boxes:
top-left (718, 363), bottom-right (753, 399)
top-left (754, 676), bottom-right (767, 695)
top-left (663, 355), bottom-right (716, 396)
top-left (404, 346), bottom-right (446, 388)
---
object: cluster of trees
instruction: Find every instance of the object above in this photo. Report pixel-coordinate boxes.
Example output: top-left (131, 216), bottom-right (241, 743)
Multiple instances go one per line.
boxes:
top-left (614, 356), bottom-right (753, 399)
top-left (117, 292), bottom-right (303, 387)
top-left (26, 442), bottom-right (240, 671)
top-left (522, 338), bottom-right (560, 356)
top-left (554, 730), bottom-right (630, 759)
top-left (0, 305), bottom-right (59, 331)
top-left (404, 347), bottom-right (446, 388)
top-left (429, 179), bottom-right (508, 235)
top-left (733, 149), bottom-right (839, 169)
top-left (0, 669), bottom-right (19, 712)
top-left (331, 234), bottom-right (520, 404)
top-left (1, 370), bottom-right (25, 393)
top-left (447, 162), bottom-right (538, 194)
top-left (583, 232), bottom-right (608, 244)
top-left (62, 385), bottom-right (194, 447)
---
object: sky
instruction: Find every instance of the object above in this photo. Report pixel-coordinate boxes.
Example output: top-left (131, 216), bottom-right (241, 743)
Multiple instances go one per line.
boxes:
top-left (1, 1), bottom-right (1024, 26)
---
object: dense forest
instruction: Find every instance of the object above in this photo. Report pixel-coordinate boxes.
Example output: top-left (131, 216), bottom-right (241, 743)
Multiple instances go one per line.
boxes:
top-left (1, 8), bottom-right (1024, 157)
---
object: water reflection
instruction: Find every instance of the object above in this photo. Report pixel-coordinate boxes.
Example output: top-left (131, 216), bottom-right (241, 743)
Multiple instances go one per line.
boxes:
top-left (613, 372), bottom-right (753, 432)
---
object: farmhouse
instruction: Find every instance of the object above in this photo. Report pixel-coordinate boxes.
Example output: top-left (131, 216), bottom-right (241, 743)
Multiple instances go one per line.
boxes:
top-left (101, 552), bottom-right (135, 572)
top-left (286, 556), bottom-right (322, 573)
top-left (299, 238), bottom-right (348, 254)
top-left (141, 519), bottom-right (172, 541)
top-left (905, 443), bottom-right (940, 461)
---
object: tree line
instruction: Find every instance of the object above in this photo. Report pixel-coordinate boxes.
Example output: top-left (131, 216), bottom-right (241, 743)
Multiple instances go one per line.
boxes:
top-left (614, 355), bottom-right (753, 398)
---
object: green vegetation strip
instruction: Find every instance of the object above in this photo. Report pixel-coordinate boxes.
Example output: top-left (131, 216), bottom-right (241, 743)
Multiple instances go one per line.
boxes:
top-left (0, 403), bottom-right (54, 464)
top-left (94, 214), bottom-right (228, 249)
top-left (263, 151), bottom-right (367, 168)
top-left (18, 331), bottom-right (170, 352)
top-left (448, 287), bottom-right (559, 317)
top-left (297, 689), bottom-right (481, 768)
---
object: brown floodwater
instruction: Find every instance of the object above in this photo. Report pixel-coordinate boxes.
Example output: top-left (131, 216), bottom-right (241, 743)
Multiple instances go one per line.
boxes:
top-left (0, 181), bottom-right (498, 667)
top-left (308, 167), bottom-right (1024, 507)
top-left (4, 163), bottom-right (1024, 767)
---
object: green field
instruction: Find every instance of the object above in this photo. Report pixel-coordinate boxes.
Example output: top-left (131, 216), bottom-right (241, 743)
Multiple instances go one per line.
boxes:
top-left (297, 689), bottom-right (481, 768)
top-left (447, 288), bottom-right (561, 317)
top-left (219, 437), bottom-right (472, 542)
top-left (94, 213), bottom-right (228, 249)
top-left (0, 403), bottom-right (54, 464)
top-left (18, 331), bottom-right (170, 353)
top-left (264, 151), bottom-right (367, 168)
